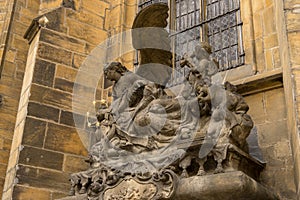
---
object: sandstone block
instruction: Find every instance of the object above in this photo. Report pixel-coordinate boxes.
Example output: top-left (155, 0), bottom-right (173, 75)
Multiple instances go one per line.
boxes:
top-left (54, 78), bottom-right (74, 93)
top-left (257, 120), bottom-right (289, 146)
top-left (44, 123), bottom-right (87, 156)
top-left (265, 50), bottom-right (273, 71)
top-left (286, 11), bottom-right (300, 32)
top-left (43, 8), bottom-right (68, 33)
top-left (30, 84), bottom-right (73, 111)
top-left (37, 42), bottom-right (72, 66)
top-left (253, 13), bottom-right (263, 39)
top-left (0, 150), bottom-right (9, 165)
top-left (264, 33), bottom-right (278, 49)
top-left (72, 53), bottom-right (86, 69)
top-left (32, 59), bottom-right (55, 87)
top-left (66, 9), bottom-right (104, 29)
top-left (40, 29), bottom-right (86, 54)
top-left (67, 19), bottom-right (108, 45)
top-left (252, 0), bottom-right (264, 13)
top-left (81, 0), bottom-right (109, 17)
top-left (288, 32), bottom-right (300, 65)
top-left (56, 65), bottom-right (78, 82)
top-left (16, 165), bottom-right (70, 192)
top-left (28, 102), bottom-right (60, 122)
top-left (265, 0), bottom-right (273, 8)
top-left (22, 117), bottom-right (46, 148)
top-left (272, 48), bottom-right (281, 68)
top-left (265, 88), bottom-right (287, 121)
top-left (12, 185), bottom-right (51, 200)
top-left (263, 6), bottom-right (276, 35)
top-left (19, 146), bottom-right (64, 170)
top-left (60, 110), bottom-right (85, 128)
top-left (63, 155), bottom-right (89, 173)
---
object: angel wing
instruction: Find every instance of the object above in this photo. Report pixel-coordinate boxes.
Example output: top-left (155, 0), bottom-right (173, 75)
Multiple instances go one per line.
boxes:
top-left (132, 3), bottom-right (172, 85)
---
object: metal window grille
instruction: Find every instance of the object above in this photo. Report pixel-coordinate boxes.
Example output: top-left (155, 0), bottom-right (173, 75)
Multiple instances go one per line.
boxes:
top-left (204, 0), bottom-right (245, 71)
top-left (137, 0), bottom-right (244, 74)
top-left (172, 0), bottom-right (201, 83)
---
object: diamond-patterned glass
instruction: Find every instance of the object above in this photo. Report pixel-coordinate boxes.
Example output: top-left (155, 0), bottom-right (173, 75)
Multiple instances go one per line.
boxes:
top-left (138, 0), bottom-right (244, 75)
top-left (204, 0), bottom-right (244, 71)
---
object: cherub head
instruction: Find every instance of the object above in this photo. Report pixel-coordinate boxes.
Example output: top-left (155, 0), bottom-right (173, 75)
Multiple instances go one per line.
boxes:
top-left (104, 62), bottom-right (128, 82)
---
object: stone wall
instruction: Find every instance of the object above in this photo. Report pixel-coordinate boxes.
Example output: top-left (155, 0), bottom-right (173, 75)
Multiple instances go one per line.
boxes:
top-left (283, 0), bottom-right (300, 197)
top-left (0, 0), bottom-right (299, 199)
top-left (1, 0), bottom-right (110, 199)
top-left (0, 0), bottom-right (40, 197)
top-left (245, 88), bottom-right (296, 199)
top-left (224, 0), bottom-right (298, 199)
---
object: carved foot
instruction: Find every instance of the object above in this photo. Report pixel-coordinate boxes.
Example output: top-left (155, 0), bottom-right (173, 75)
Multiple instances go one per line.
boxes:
top-left (197, 169), bottom-right (206, 176)
top-left (68, 187), bottom-right (75, 196)
top-left (79, 187), bottom-right (87, 194)
top-left (214, 162), bottom-right (225, 174)
top-left (181, 169), bottom-right (189, 178)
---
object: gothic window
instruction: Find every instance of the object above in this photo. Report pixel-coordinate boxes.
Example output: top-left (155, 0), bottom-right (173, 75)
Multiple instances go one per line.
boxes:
top-left (203, 0), bottom-right (244, 71)
top-left (137, 0), bottom-right (244, 73)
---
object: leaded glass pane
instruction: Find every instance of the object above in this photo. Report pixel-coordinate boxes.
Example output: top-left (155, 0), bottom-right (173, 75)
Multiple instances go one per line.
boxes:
top-left (204, 0), bottom-right (244, 71)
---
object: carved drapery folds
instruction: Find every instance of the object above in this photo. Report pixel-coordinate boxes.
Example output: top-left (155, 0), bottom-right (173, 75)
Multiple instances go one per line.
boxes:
top-left (66, 3), bottom-right (267, 200)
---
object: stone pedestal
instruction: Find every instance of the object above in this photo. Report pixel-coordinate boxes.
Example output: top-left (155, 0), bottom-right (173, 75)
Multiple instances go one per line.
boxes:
top-left (58, 171), bottom-right (278, 200)
top-left (173, 171), bottom-right (278, 200)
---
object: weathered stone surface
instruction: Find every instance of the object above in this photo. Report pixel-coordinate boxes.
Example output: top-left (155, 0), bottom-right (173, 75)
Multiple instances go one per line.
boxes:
top-left (28, 102), bottom-right (60, 122)
top-left (56, 65), bottom-right (78, 82)
top-left (0, 137), bottom-right (12, 151)
top-left (66, 9), bottom-right (104, 29)
top-left (0, 150), bottom-right (9, 165)
top-left (72, 53), bottom-right (86, 69)
top-left (42, 8), bottom-right (68, 33)
top-left (52, 192), bottom-right (70, 200)
top-left (257, 120), bottom-right (289, 145)
top-left (286, 11), bottom-right (300, 32)
top-left (63, 155), bottom-right (89, 173)
top-left (12, 185), bottom-right (51, 200)
top-left (67, 19), bottom-right (107, 45)
top-left (19, 146), bottom-right (64, 170)
top-left (60, 110), bottom-right (85, 128)
top-left (32, 59), bottom-right (56, 87)
top-left (22, 117), bottom-right (46, 148)
top-left (263, 6), bottom-right (276, 35)
top-left (288, 32), bottom-right (300, 66)
top-left (54, 78), bottom-right (74, 93)
top-left (81, 0), bottom-right (109, 17)
top-left (37, 42), bottom-right (72, 66)
top-left (57, 194), bottom-right (87, 200)
top-left (264, 33), bottom-right (278, 49)
top-left (265, 88), bottom-right (287, 121)
top-left (173, 172), bottom-right (278, 200)
top-left (40, 29), bottom-right (86, 54)
top-left (30, 84), bottom-right (72, 111)
top-left (16, 165), bottom-right (70, 192)
top-left (44, 123), bottom-right (87, 156)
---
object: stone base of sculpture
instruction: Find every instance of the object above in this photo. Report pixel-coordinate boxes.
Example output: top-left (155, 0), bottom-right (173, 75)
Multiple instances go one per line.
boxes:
top-left (58, 142), bottom-right (278, 200)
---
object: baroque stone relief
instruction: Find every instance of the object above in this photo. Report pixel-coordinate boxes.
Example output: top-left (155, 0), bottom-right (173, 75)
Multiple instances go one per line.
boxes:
top-left (66, 3), bottom-right (266, 200)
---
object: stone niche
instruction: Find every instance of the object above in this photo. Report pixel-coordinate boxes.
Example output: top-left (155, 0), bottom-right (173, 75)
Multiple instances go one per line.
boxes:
top-left (59, 3), bottom-right (278, 200)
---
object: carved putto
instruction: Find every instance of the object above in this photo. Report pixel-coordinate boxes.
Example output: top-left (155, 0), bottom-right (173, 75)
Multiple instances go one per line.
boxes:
top-left (66, 3), bottom-right (264, 200)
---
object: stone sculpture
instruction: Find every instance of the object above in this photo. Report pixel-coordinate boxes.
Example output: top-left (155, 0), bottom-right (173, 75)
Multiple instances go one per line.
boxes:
top-left (67, 41), bottom-right (261, 199)
top-left (64, 3), bottom-right (271, 200)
